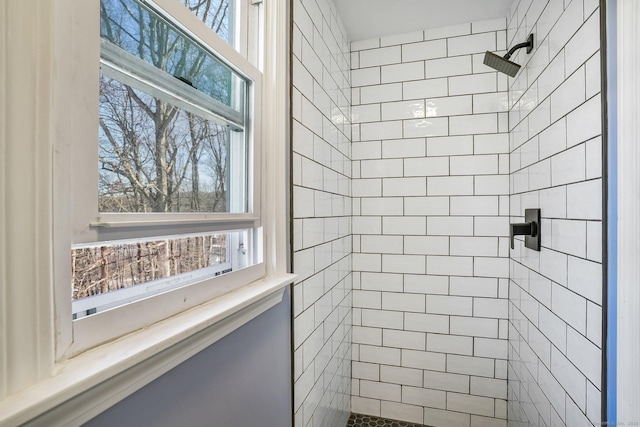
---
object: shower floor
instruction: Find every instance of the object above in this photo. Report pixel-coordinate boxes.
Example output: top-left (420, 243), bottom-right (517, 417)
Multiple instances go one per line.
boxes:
top-left (348, 413), bottom-right (426, 427)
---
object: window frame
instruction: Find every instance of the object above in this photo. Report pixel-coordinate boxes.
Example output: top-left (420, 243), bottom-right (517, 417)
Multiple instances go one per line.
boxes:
top-left (61, 0), bottom-right (265, 357)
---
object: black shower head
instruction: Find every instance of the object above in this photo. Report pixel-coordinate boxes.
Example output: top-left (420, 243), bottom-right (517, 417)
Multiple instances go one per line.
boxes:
top-left (483, 51), bottom-right (521, 77)
top-left (483, 33), bottom-right (534, 77)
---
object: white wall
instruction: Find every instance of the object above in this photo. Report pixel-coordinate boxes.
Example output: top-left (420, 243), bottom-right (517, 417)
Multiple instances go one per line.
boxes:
top-left (349, 19), bottom-right (512, 426)
top-left (506, 0), bottom-right (603, 425)
top-left (291, 0), bottom-right (353, 426)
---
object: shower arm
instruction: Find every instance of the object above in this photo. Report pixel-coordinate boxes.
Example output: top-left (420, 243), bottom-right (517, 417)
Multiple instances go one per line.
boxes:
top-left (503, 33), bottom-right (534, 60)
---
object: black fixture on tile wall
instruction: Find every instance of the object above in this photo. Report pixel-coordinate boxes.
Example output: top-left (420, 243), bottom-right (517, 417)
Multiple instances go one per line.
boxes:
top-left (510, 208), bottom-right (541, 251)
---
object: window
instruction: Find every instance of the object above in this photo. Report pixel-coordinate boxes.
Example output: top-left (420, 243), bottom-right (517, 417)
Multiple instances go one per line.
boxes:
top-left (68, 0), bottom-right (264, 353)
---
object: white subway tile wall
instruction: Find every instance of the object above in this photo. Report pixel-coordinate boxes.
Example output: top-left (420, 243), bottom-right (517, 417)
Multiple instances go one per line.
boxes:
top-left (350, 19), bottom-right (510, 426)
top-left (292, 0), bottom-right (352, 426)
top-left (507, 0), bottom-right (602, 426)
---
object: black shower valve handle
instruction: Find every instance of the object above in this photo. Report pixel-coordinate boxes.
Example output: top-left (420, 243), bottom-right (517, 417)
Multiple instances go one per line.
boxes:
top-left (510, 222), bottom-right (536, 249)
top-left (509, 208), bottom-right (542, 251)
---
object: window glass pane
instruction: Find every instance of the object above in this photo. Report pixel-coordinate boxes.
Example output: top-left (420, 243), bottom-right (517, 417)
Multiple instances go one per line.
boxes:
top-left (180, 0), bottom-right (234, 46)
top-left (100, 0), bottom-right (243, 114)
top-left (71, 229), bottom-right (259, 319)
top-left (99, 74), bottom-right (246, 213)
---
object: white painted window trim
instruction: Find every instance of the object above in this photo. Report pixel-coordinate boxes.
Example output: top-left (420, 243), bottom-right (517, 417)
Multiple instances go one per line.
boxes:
top-left (0, 0), bottom-right (291, 423)
top-left (616, 0), bottom-right (640, 421)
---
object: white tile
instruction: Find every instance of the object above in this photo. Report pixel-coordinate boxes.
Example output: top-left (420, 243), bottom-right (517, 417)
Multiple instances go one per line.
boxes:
top-left (567, 256), bottom-right (602, 304)
top-left (404, 157), bottom-right (449, 177)
top-left (449, 73), bottom-right (497, 96)
top-left (360, 158), bottom-right (403, 178)
top-left (473, 92), bottom-right (509, 114)
top-left (382, 99), bottom-right (426, 120)
top-left (551, 219), bottom-right (587, 258)
top-left (360, 272), bottom-right (404, 292)
top-left (450, 317), bottom-right (498, 339)
top-left (361, 83), bottom-right (403, 104)
top-left (401, 349), bottom-right (446, 371)
top-left (448, 32), bottom-right (496, 56)
top-left (474, 337), bottom-right (508, 359)
top-left (351, 104), bottom-right (380, 124)
top-left (361, 120), bottom-right (403, 141)
top-left (353, 253), bottom-right (382, 272)
top-left (352, 67), bottom-right (381, 87)
top-left (362, 308), bottom-right (404, 329)
top-left (451, 155), bottom-right (499, 175)
top-left (382, 292), bottom-right (426, 313)
top-left (550, 67), bottom-right (586, 122)
top-left (426, 295), bottom-right (473, 316)
top-left (540, 186), bottom-right (567, 219)
top-left (361, 235), bottom-right (404, 254)
top-left (470, 377), bottom-right (507, 399)
top-left (586, 137), bottom-right (602, 180)
top-left (447, 392), bottom-right (494, 417)
top-left (567, 179), bottom-right (602, 220)
top-left (428, 135), bottom-right (474, 156)
top-left (565, 10), bottom-right (600, 75)
top-left (474, 134), bottom-right (510, 154)
top-left (475, 175), bottom-right (509, 195)
top-left (427, 176), bottom-right (474, 196)
top-left (585, 53), bottom-right (601, 99)
top-left (552, 282), bottom-right (587, 334)
top-left (359, 45), bottom-right (402, 68)
top-left (449, 276), bottom-right (498, 297)
top-left (404, 235), bottom-right (449, 255)
top-left (353, 178), bottom-right (382, 197)
top-left (353, 325), bottom-right (383, 346)
top-left (547, 0), bottom-right (584, 59)
top-left (451, 237), bottom-right (499, 257)
top-left (403, 78), bottom-right (449, 99)
top-left (383, 177), bottom-right (427, 196)
top-left (474, 216), bottom-right (509, 237)
top-left (360, 379), bottom-right (402, 401)
top-left (539, 117), bottom-right (567, 160)
top-left (426, 56), bottom-right (473, 79)
top-left (353, 216), bottom-right (382, 235)
top-left (538, 49), bottom-right (565, 102)
top-left (427, 333), bottom-right (474, 355)
top-left (567, 94), bottom-right (602, 148)
top-left (404, 196), bottom-right (450, 216)
top-left (383, 329), bottom-right (426, 350)
top-left (551, 144), bottom-right (586, 186)
top-left (402, 386), bottom-right (447, 410)
top-left (351, 396), bottom-right (381, 417)
top-left (450, 196), bottom-right (499, 216)
top-left (402, 39), bottom-right (448, 62)
top-left (540, 248), bottom-right (568, 286)
top-left (404, 274), bottom-right (449, 295)
top-left (425, 23), bottom-right (472, 40)
top-left (352, 361), bottom-right (380, 381)
top-left (382, 138), bottom-right (426, 158)
top-left (426, 95), bottom-right (473, 117)
top-left (403, 117), bottom-right (449, 138)
top-left (567, 327), bottom-right (601, 386)
top-left (361, 197), bottom-right (403, 216)
top-left (381, 401), bottom-right (424, 425)
top-left (550, 346), bottom-right (587, 410)
top-left (380, 30), bottom-right (424, 47)
top-left (474, 257), bottom-right (509, 278)
top-left (586, 301), bottom-right (602, 352)
top-left (423, 407), bottom-right (471, 427)
top-left (351, 38), bottom-right (380, 52)
top-left (293, 186), bottom-right (315, 218)
top-left (382, 61), bottom-right (425, 83)
top-left (587, 220), bottom-right (602, 262)
top-left (382, 254), bottom-right (426, 274)
top-left (405, 312), bottom-right (449, 334)
top-left (450, 114), bottom-right (498, 135)
top-left (427, 216), bottom-right (474, 236)
top-left (353, 291), bottom-right (382, 310)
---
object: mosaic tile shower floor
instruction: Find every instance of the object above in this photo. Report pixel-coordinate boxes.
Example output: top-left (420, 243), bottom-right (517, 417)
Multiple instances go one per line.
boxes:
top-left (347, 413), bottom-right (426, 427)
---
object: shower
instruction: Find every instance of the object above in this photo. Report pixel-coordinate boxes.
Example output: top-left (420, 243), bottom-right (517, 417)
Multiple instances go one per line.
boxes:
top-left (483, 33), bottom-right (534, 77)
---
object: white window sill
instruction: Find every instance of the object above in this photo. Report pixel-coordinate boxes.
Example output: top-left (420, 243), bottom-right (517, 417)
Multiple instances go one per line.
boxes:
top-left (0, 273), bottom-right (295, 427)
